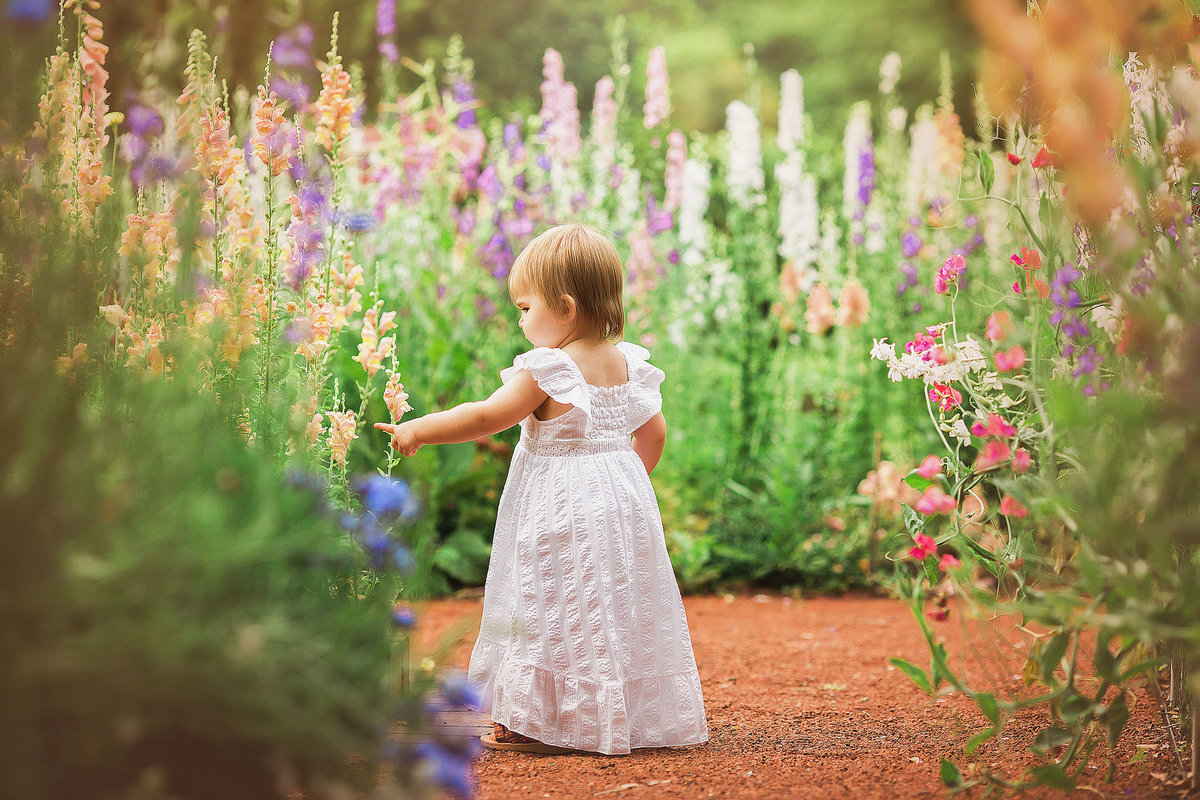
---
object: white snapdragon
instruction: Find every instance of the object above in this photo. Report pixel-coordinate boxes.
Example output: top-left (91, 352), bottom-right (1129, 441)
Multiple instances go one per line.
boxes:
top-left (775, 70), bottom-right (820, 281)
top-left (879, 52), bottom-right (902, 95)
top-left (725, 100), bottom-right (764, 208)
top-left (906, 105), bottom-right (940, 213)
top-left (776, 69), bottom-right (805, 152)
top-left (1123, 52), bottom-right (1170, 162)
top-left (678, 155), bottom-right (711, 268)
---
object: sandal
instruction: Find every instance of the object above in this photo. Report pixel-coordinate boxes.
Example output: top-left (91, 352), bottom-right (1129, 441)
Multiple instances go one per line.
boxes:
top-left (481, 723), bottom-right (584, 755)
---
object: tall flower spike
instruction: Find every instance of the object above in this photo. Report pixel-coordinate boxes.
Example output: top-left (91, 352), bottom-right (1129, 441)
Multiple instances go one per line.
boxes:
top-left (315, 13), bottom-right (356, 153)
top-left (643, 46), bottom-right (670, 129)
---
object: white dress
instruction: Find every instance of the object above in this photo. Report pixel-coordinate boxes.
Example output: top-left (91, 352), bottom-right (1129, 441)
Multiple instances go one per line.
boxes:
top-left (467, 342), bottom-right (708, 755)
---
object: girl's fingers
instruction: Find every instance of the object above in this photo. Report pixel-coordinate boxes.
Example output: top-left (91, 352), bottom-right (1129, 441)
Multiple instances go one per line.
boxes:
top-left (374, 422), bottom-right (395, 433)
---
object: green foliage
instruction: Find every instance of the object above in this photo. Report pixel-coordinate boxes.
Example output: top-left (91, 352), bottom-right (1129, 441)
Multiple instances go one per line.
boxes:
top-left (0, 163), bottom-right (416, 800)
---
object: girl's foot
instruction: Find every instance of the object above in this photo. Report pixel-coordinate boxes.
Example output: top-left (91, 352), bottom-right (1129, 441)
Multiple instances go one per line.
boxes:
top-left (492, 723), bottom-right (540, 745)
top-left (481, 723), bottom-right (584, 755)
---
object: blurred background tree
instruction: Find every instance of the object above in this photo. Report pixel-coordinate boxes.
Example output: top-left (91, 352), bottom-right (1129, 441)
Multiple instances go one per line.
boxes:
top-left (3, 0), bottom-right (979, 142)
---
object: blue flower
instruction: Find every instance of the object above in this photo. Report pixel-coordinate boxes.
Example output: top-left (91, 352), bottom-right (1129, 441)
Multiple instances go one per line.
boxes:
top-left (338, 211), bottom-right (377, 233)
top-left (413, 740), bottom-right (475, 798)
top-left (6, 0), bottom-right (52, 22)
top-left (390, 540), bottom-right (415, 573)
top-left (438, 671), bottom-right (483, 711)
top-left (362, 524), bottom-right (391, 571)
top-left (391, 604), bottom-right (417, 628)
top-left (356, 474), bottom-right (420, 521)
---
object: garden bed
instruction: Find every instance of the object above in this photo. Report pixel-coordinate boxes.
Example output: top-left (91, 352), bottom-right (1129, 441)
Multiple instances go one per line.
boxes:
top-left (414, 593), bottom-right (1182, 799)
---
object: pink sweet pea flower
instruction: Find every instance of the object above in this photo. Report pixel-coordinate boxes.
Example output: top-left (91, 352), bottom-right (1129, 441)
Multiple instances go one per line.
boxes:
top-left (971, 413), bottom-right (1017, 439)
top-left (915, 485), bottom-right (957, 515)
top-left (994, 345), bottom-right (1027, 372)
top-left (928, 382), bottom-right (963, 411)
top-left (927, 606), bottom-right (950, 622)
top-left (974, 440), bottom-right (1012, 471)
top-left (999, 495), bottom-right (1029, 518)
top-left (1012, 448), bottom-right (1032, 473)
top-left (985, 310), bottom-right (1013, 343)
top-left (1007, 152), bottom-right (1022, 165)
top-left (934, 254), bottom-right (967, 295)
top-left (938, 553), bottom-right (962, 571)
top-left (908, 532), bottom-right (937, 560)
top-left (917, 455), bottom-right (943, 479)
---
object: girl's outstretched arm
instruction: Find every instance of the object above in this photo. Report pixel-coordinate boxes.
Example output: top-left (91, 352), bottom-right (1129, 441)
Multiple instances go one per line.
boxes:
top-left (631, 412), bottom-right (666, 474)
top-left (374, 370), bottom-right (547, 456)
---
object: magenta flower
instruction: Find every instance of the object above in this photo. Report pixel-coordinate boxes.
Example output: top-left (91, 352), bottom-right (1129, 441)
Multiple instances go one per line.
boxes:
top-left (999, 495), bottom-right (1029, 518)
top-left (938, 554), bottom-right (962, 571)
top-left (909, 532), bottom-right (937, 560)
top-left (915, 486), bottom-right (957, 515)
top-left (974, 440), bottom-right (1012, 471)
top-left (928, 382), bottom-right (962, 411)
top-left (1012, 448), bottom-right (1032, 473)
top-left (934, 254), bottom-right (966, 294)
top-left (971, 413), bottom-right (1017, 439)
top-left (916, 455), bottom-right (942, 479)
top-left (994, 345), bottom-right (1026, 372)
top-left (985, 310), bottom-right (1013, 342)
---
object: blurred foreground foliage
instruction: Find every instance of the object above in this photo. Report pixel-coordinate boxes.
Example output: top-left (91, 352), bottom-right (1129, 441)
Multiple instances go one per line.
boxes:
top-left (0, 170), bottom-right (423, 800)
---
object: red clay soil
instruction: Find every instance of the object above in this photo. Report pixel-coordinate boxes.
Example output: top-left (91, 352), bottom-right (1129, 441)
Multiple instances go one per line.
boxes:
top-left (414, 593), bottom-right (1184, 800)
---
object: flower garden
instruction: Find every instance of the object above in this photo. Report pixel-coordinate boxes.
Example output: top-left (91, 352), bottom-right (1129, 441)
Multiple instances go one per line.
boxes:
top-left (3, 0), bottom-right (1200, 796)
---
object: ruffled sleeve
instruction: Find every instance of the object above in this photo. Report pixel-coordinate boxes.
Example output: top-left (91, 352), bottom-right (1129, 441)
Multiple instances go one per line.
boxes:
top-left (616, 341), bottom-right (665, 433)
top-left (500, 347), bottom-right (592, 426)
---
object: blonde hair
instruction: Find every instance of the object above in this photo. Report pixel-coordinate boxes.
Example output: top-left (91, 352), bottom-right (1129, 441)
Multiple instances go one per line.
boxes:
top-left (509, 223), bottom-right (625, 341)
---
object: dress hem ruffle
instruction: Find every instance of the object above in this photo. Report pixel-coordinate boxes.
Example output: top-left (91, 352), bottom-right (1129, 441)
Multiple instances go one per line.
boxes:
top-left (468, 637), bottom-right (709, 756)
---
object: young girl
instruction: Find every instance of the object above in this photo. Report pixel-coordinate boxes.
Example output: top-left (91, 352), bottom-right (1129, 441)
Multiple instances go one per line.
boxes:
top-left (376, 223), bottom-right (708, 756)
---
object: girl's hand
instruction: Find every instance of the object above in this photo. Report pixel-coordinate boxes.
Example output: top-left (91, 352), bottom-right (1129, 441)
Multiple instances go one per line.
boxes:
top-left (374, 421), bottom-right (424, 456)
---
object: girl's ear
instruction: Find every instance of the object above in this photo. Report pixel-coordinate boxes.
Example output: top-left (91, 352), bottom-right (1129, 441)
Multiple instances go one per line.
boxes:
top-left (561, 294), bottom-right (578, 323)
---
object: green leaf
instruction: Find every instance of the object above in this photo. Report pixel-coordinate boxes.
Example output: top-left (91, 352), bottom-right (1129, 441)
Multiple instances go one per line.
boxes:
top-left (1030, 765), bottom-right (1076, 791)
top-left (1099, 692), bottom-right (1130, 748)
top-left (940, 759), bottom-right (963, 788)
top-left (1119, 657), bottom-right (1161, 682)
top-left (1060, 689), bottom-right (1094, 724)
top-left (1092, 641), bottom-right (1118, 683)
top-left (1031, 726), bottom-right (1073, 756)
top-left (964, 726), bottom-right (997, 756)
top-left (977, 149), bottom-right (995, 195)
top-left (975, 692), bottom-right (1000, 726)
top-left (930, 641), bottom-right (957, 690)
top-left (889, 657), bottom-right (932, 694)
top-left (1039, 633), bottom-right (1070, 682)
top-left (900, 502), bottom-right (923, 536)
top-left (904, 473), bottom-right (934, 492)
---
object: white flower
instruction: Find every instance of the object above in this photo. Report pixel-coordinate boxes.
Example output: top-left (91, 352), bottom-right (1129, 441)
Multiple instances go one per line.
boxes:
top-left (777, 69), bottom-right (805, 152)
top-left (870, 337), bottom-right (896, 363)
top-left (725, 100), bottom-right (764, 208)
top-left (1091, 304), bottom-right (1122, 341)
top-left (906, 104), bottom-right (940, 212)
top-left (678, 155), bottom-right (711, 267)
top-left (887, 106), bottom-right (908, 134)
top-left (956, 336), bottom-right (988, 372)
top-left (777, 153), bottom-right (820, 271)
top-left (879, 52), bottom-right (902, 95)
top-left (948, 419), bottom-right (972, 447)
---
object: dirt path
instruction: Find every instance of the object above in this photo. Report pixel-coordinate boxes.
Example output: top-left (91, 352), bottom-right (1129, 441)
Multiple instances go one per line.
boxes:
top-left (414, 593), bottom-right (1179, 799)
